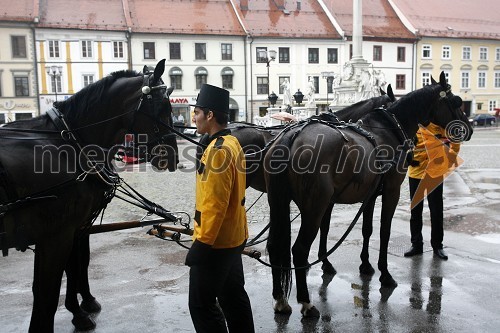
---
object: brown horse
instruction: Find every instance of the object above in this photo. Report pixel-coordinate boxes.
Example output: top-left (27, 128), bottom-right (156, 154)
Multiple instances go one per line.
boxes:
top-left (0, 59), bottom-right (178, 332)
top-left (263, 72), bottom-right (473, 317)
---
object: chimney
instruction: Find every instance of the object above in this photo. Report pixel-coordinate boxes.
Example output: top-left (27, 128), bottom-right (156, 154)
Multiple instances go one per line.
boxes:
top-left (240, 0), bottom-right (248, 11)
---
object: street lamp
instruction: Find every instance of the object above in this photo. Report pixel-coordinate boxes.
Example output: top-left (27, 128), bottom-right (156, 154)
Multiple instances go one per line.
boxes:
top-left (46, 65), bottom-right (63, 102)
top-left (321, 71), bottom-right (335, 108)
top-left (268, 91), bottom-right (278, 107)
top-left (259, 49), bottom-right (277, 107)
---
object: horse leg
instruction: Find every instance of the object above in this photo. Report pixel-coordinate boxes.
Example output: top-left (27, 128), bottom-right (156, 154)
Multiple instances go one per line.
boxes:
top-left (378, 194), bottom-right (399, 288)
top-left (29, 235), bottom-right (73, 333)
top-left (292, 211), bottom-right (322, 318)
top-left (359, 197), bottom-right (377, 275)
top-left (77, 233), bottom-right (101, 313)
top-left (64, 234), bottom-right (97, 331)
top-left (318, 203), bottom-right (336, 275)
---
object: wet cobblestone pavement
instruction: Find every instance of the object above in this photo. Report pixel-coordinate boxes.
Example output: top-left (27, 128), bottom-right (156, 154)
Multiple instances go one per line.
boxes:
top-left (1, 127), bottom-right (499, 332)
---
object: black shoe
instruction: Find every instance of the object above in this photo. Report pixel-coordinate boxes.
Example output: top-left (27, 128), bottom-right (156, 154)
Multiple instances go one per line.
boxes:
top-left (404, 246), bottom-right (423, 257)
top-left (433, 248), bottom-right (448, 260)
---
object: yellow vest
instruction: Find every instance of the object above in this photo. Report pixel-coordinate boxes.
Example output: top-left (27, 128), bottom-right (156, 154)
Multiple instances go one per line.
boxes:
top-left (408, 122), bottom-right (461, 179)
top-left (193, 134), bottom-right (248, 249)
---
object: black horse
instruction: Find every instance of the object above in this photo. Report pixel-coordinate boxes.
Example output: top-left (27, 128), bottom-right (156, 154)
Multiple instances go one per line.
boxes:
top-left (263, 72), bottom-right (473, 317)
top-left (0, 59), bottom-right (178, 332)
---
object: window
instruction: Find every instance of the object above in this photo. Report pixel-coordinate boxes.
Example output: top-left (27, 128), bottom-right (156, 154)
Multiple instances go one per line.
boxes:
top-left (462, 46), bottom-right (471, 60)
top-left (169, 43), bottom-right (181, 60)
top-left (326, 77), bottom-right (333, 93)
top-left (221, 67), bottom-right (234, 89)
top-left (11, 36), bottom-right (27, 58)
top-left (421, 72), bottom-right (431, 87)
top-left (479, 47), bottom-right (488, 61)
top-left (257, 77), bottom-right (268, 95)
top-left (0, 113), bottom-right (5, 124)
top-left (396, 74), bottom-right (406, 90)
top-left (308, 48), bottom-right (319, 63)
top-left (195, 43), bottom-right (206, 60)
top-left (279, 47), bottom-right (290, 63)
top-left (113, 41), bottom-right (124, 58)
top-left (327, 48), bottom-right (338, 64)
top-left (221, 43), bottom-right (232, 60)
top-left (279, 77), bottom-right (290, 94)
top-left (312, 76), bottom-right (319, 94)
top-left (442, 45), bottom-right (451, 59)
top-left (461, 72), bottom-right (470, 89)
top-left (195, 67), bottom-right (207, 89)
top-left (81, 40), bottom-right (93, 58)
top-left (422, 45), bottom-right (431, 59)
top-left (48, 40), bottom-right (60, 58)
top-left (14, 76), bottom-right (29, 96)
top-left (169, 67), bottom-right (183, 90)
top-left (478, 72), bottom-right (486, 88)
top-left (373, 45), bottom-right (382, 61)
top-left (256, 47), bottom-right (267, 63)
top-left (143, 42), bottom-right (155, 59)
top-left (489, 100), bottom-right (497, 112)
top-left (397, 47), bottom-right (406, 62)
top-left (51, 75), bottom-right (62, 93)
top-left (495, 72), bottom-right (500, 88)
top-left (496, 48), bottom-right (500, 61)
top-left (14, 113), bottom-right (33, 121)
top-left (83, 74), bottom-right (94, 87)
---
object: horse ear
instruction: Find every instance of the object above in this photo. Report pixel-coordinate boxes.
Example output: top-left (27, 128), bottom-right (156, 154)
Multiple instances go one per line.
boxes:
top-left (153, 59), bottom-right (166, 82)
top-left (387, 84), bottom-right (395, 102)
top-left (380, 87), bottom-right (386, 96)
top-left (431, 75), bottom-right (438, 85)
top-left (439, 71), bottom-right (447, 87)
top-left (142, 65), bottom-right (149, 74)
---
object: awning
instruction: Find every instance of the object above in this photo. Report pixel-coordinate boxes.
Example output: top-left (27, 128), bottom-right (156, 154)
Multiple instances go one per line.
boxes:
top-left (169, 67), bottom-right (183, 76)
top-left (195, 67), bottom-right (208, 75)
top-left (221, 67), bottom-right (234, 76)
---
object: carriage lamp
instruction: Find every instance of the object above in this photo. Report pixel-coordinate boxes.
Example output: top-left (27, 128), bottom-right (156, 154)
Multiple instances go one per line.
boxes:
top-left (46, 65), bottom-right (63, 102)
top-left (258, 49), bottom-right (277, 107)
top-left (293, 89), bottom-right (304, 106)
top-left (268, 91), bottom-right (278, 107)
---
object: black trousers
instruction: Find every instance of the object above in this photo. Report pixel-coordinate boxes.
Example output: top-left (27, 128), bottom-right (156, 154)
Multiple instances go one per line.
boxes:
top-left (409, 176), bottom-right (444, 249)
top-left (188, 243), bottom-right (255, 333)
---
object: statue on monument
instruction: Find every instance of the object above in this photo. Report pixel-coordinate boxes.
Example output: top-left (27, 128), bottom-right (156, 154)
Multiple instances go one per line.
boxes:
top-left (305, 76), bottom-right (316, 107)
top-left (281, 78), bottom-right (292, 108)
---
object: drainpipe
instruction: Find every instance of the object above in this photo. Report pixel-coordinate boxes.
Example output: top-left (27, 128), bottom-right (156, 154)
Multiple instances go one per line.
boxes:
top-left (31, 23), bottom-right (40, 116)
top-left (248, 35), bottom-right (254, 123)
top-left (126, 27), bottom-right (132, 70)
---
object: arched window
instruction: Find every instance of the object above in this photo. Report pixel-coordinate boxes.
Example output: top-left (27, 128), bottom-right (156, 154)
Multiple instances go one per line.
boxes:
top-left (221, 67), bottom-right (234, 89)
top-left (195, 67), bottom-right (208, 89)
top-left (169, 67), bottom-right (183, 90)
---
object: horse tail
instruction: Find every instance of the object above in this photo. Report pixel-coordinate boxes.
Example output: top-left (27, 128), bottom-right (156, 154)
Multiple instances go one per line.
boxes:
top-left (266, 133), bottom-right (294, 300)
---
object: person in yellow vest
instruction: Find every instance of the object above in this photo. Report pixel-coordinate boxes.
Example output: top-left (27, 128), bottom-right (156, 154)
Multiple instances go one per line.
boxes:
top-left (185, 84), bottom-right (254, 333)
top-left (404, 123), bottom-right (461, 260)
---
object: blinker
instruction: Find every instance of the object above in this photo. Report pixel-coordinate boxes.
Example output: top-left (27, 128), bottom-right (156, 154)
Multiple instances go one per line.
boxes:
top-left (142, 86), bottom-right (151, 94)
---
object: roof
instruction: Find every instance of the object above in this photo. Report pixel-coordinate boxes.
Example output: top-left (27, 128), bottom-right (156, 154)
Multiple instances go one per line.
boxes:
top-left (323, 0), bottom-right (415, 40)
top-left (37, 0), bottom-right (127, 31)
top-left (127, 0), bottom-right (246, 36)
top-left (392, 0), bottom-right (500, 40)
top-left (234, 0), bottom-right (341, 39)
top-left (0, 0), bottom-right (38, 23)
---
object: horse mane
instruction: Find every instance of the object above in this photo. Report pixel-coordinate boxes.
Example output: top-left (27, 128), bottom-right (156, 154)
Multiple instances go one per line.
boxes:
top-left (53, 70), bottom-right (141, 125)
top-left (389, 84), bottom-right (439, 116)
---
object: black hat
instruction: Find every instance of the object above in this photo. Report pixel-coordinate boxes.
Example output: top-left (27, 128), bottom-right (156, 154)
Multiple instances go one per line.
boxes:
top-left (190, 84), bottom-right (230, 114)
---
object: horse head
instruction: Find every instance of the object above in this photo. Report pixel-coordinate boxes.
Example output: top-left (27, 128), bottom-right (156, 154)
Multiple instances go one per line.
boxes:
top-left (430, 72), bottom-right (474, 143)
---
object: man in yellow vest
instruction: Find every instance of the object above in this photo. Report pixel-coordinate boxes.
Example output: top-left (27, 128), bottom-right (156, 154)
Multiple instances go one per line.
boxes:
top-left (185, 84), bottom-right (254, 333)
top-left (404, 123), bottom-right (461, 260)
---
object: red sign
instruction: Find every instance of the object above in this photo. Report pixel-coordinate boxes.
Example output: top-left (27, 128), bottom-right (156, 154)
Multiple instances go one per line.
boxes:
top-left (170, 98), bottom-right (189, 104)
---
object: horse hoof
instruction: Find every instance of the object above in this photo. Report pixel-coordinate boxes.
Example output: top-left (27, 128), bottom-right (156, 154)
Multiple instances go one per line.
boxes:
top-left (359, 263), bottom-right (375, 276)
top-left (321, 262), bottom-right (337, 275)
top-left (274, 304), bottom-right (292, 315)
top-left (72, 313), bottom-right (96, 331)
top-left (81, 297), bottom-right (101, 313)
top-left (301, 305), bottom-right (320, 318)
top-left (379, 274), bottom-right (398, 288)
